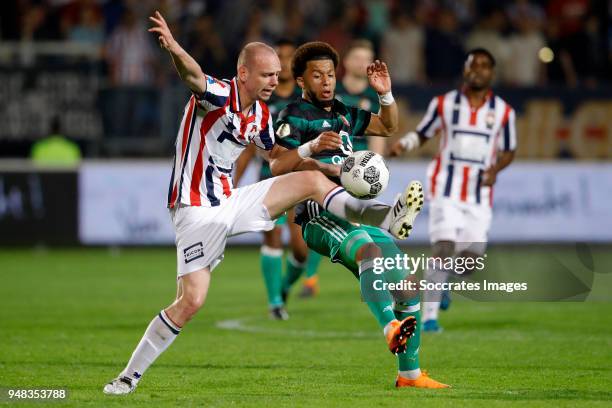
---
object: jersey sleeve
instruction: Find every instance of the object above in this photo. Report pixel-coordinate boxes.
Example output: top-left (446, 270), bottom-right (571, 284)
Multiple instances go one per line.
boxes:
top-left (251, 105), bottom-right (275, 151)
top-left (499, 106), bottom-right (517, 151)
top-left (349, 106), bottom-right (372, 135)
top-left (274, 107), bottom-right (307, 150)
top-left (416, 97), bottom-right (442, 139)
top-left (193, 75), bottom-right (230, 110)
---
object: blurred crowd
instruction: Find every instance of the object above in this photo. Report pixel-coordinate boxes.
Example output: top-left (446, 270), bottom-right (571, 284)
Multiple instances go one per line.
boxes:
top-left (1, 0), bottom-right (609, 88)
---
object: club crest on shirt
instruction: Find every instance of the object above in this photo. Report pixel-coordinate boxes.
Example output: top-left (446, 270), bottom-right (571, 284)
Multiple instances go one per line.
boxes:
top-left (276, 123), bottom-right (291, 138)
top-left (246, 124), bottom-right (259, 140)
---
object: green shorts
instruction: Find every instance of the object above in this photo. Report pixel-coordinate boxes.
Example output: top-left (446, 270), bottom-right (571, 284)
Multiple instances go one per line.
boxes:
top-left (302, 210), bottom-right (408, 282)
top-left (275, 213), bottom-right (287, 226)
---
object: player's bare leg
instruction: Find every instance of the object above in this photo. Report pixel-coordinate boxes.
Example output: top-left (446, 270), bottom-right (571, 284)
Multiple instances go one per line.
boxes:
top-left (263, 171), bottom-right (421, 238)
top-left (104, 268), bottom-right (211, 395)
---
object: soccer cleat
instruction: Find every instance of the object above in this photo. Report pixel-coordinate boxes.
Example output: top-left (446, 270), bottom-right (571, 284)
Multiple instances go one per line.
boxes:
top-left (103, 376), bottom-right (137, 395)
top-left (385, 316), bottom-right (417, 354)
top-left (298, 276), bottom-right (319, 298)
top-left (422, 319), bottom-right (443, 333)
top-left (395, 371), bottom-right (450, 388)
top-left (389, 181), bottom-right (424, 239)
top-left (440, 289), bottom-right (451, 311)
top-left (269, 306), bottom-right (289, 321)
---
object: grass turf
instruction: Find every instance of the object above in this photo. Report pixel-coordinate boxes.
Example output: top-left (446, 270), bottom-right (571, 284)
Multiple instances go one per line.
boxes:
top-left (1, 246), bottom-right (611, 407)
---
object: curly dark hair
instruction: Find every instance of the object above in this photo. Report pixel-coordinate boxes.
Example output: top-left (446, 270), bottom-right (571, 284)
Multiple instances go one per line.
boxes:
top-left (291, 41), bottom-right (339, 79)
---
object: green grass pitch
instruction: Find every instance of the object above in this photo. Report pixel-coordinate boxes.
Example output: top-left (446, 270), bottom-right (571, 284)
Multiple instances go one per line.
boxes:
top-left (1, 246), bottom-right (611, 407)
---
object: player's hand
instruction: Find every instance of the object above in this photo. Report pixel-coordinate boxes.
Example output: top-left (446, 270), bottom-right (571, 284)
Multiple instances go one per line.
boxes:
top-left (481, 167), bottom-right (497, 186)
top-left (311, 131), bottom-right (342, 153)
top-left (148, 11), bottom-right (177, 52)
top-left (388, 140), bottom-right (406, 157)
top-left (367, 60), bottom-right (392, 95)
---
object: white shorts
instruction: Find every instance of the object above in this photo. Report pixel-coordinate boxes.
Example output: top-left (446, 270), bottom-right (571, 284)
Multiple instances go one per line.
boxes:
top-left (170, 178), bottom-right (276, 277)
top-left (428, 198), bottom-right (491, 253)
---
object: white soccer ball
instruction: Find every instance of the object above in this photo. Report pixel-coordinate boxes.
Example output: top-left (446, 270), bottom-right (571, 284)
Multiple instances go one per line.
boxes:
top-left (340, 150), bottom-right (389, 199)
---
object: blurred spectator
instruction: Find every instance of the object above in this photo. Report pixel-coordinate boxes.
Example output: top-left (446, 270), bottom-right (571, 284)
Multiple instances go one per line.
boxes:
top-left (505, 4), bottom-right (546, 86)
top-left (65, 4), bottom-right (104, 48)
top-left (335, 39), bottom-right (384, 154)
top-left (506, 0), bottom-right (545, 28)
top-left (318, 3), bottom-right (362, 55)
top-left (282, 8), bottom-right (309, 46)
top-left (381, 11), bottom-right (425, 84)
top-left (363, 0), bottom-right (391, 45)
top-left (60, 0), bottom-right (102, 38)
top-left (465, 9), bottom-right (510, 82)
top-left (425, 8), bottom-right (465, 84)
top-left (546, 0), bottom-right (597, 86)
top-left (31, 116), bottom-right (81, 167)
top-left (185, 14), bottom-right (230, 78)
top-left (105, 9), bottom-right (156, 86)
top-left (336, 39), bottom-right (379, 112)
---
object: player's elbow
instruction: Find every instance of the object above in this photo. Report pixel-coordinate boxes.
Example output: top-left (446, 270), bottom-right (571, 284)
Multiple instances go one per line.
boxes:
top-left (269, 159), bottom-right (289, 176)
top-left (380, 124), bottom-right (398, 137)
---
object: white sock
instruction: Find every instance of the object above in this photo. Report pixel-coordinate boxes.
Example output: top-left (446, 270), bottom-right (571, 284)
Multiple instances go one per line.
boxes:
top-left (399, 368), bottom-right (422, 380)
top-left (120, 310), bottom-right (181, 381)
top-left (323, 186), bottom-right (392, 229)
top-left (422, 268), bottom-right (447, 322)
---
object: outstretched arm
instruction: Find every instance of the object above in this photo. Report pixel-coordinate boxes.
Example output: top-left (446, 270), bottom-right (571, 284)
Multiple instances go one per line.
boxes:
top-left (148, 11), bottom-right (206, 94)
top-left (364, 60), bottom-right (398, 137)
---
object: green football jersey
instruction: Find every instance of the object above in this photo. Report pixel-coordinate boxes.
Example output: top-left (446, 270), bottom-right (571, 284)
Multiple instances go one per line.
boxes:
top-left (335, 82), bottom-right (380, 151)
top-left (275, 97), bottom-right (372, 181)
top-left (259, 86), bottom-right (302, 180)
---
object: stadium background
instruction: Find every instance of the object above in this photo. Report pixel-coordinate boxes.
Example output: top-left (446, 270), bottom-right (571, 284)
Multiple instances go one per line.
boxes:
top-left (1, 0), bottom-right (611, 406)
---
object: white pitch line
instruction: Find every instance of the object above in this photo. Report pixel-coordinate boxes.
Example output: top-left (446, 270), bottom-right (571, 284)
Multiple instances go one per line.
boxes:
top-left (215, 317), bottom-right (379, 338)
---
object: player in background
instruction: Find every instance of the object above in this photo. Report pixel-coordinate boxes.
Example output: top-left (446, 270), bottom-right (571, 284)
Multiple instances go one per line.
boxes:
top-left (390, 48), bottom-right (517, 332)
top-left (272, 41), bottom-right (449, 388)
top-left (104, 12), bottom-right (425, 395)
top-left (291, 39), bottom-right (388, 299)
top-left (234, 39), bottom-right (310, 320)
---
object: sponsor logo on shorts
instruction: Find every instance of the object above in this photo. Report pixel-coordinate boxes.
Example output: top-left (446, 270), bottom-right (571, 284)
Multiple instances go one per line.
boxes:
top-left (184, 242), bottom-right (204, 263)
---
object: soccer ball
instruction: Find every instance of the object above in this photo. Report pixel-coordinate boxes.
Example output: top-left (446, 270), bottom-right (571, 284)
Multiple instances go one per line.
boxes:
top-left (340, 150), bottom-right (389, 199)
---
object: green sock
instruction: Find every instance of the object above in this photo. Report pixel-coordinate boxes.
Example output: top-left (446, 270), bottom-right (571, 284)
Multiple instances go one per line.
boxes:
top-left (359, 259), bottom-right (396, 328)
top-left (306, 249), bottom-right (322, 278)
top-left (395, 298), bottom-right (421, 373)
top-left (283, 253), bottom-right (306, 293)
top-left (260, 246), bottom-right (283, 307)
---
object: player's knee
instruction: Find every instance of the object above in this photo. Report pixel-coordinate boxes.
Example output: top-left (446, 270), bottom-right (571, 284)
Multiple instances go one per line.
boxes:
top-left (301, 170), bottom-right (329, 194)
top-left (180, 292), bottom-right (206, 316)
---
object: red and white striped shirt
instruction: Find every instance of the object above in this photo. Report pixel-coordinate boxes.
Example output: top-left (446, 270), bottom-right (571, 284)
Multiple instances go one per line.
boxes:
top-left (167, 76), bottom-right (275, 208)
top-left (417, 89), bottom-right (517, 206)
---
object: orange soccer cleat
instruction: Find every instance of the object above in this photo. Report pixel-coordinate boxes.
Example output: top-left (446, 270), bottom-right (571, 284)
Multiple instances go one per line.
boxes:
top-left (298, 276), bottom-right (319, 298)
top-left (395, 371), bottom-right (450, 389)
top-left (385, 316), bottom-right (417, 354)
